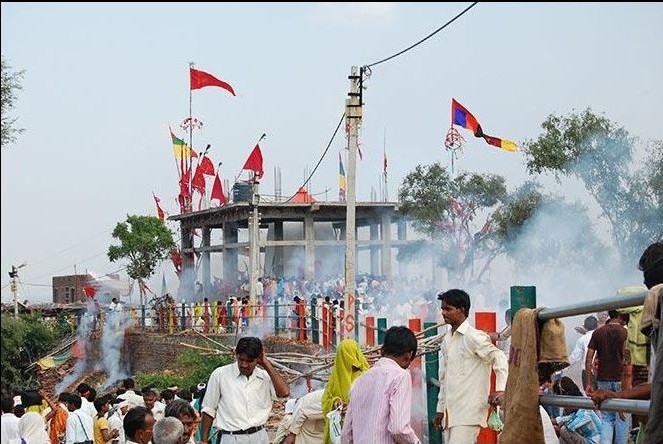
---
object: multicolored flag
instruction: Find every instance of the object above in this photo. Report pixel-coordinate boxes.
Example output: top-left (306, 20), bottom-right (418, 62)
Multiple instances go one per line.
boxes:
top-left (451, 99), bottom-right (517, 152)
top-left (339, 152), bottom-right (346, 202)
top-left (170, 127), bottom-right (198, 159)
top-left (190, 67), bottom-right (236, 96)
top-left (242, 144), bottom-right (264, 179)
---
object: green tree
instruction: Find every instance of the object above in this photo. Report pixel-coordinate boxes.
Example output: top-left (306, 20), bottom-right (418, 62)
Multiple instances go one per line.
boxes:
top-left (1, 314), bottom-right (64, 393)
top-left (398, 163), bottom-right (508, 285)
top-left (108, 215), bottom-right (175, 305)
top-left (1, 56), bottom-right (25, 147)
top-left (523, 109), bottom-right (663, 263)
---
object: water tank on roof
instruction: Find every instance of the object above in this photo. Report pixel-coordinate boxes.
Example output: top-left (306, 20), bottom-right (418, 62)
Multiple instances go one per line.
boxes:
top-left (233, 182), bottom-right (253, 203)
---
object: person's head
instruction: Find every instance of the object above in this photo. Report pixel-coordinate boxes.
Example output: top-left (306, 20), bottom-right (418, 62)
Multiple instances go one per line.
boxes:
top-left (161, 389), bottom-right (175, 405)
top-left (608, 310), bottom-right (629, 326)
top-left (123, 378), bottom-right (135, 391)
top-left (123, 406), bottom-right (155, 444)
top-left (505, 308), bottom-right (512, 326)
top-left (152, 417), bottom-right (185, 444)
top-left (438, 289), bottom-right (471, 325)
top-left (235, 336), bottom-right (263, 377)
top-left (112, 297), bottom-right (118, 304)
top-left (382, 326), bottom-right (418, 369)
top-left (94, 397), bottom-right (110, 416)
top-left (76, 383), bottom-right (92, 399)
top-left (164, 399), bottom-right (196, 442)
top-left (13, 404), bottom-right (25, 418)
top-left (1, 397), bottom-right (14, 413)
top-left (142, 387), bottom-right (157, 410)
top-left (66, 393), bottom-right (82, 412)
top-left (639, 241), bottom-right (663, 289)
top-left (583, 315), bottom-right (598, 332)
top-left (175, 390), bottom-right (192, 403)
top-left (553, 376), bottom-right (583, 397)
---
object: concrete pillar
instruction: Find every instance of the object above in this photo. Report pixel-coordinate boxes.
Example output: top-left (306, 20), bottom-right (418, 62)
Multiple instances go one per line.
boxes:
top-left (181, 224), bottom-right (195, 299)
top-left (304, 214), bottom-right (315, 280)
top-left (223, 223), bottom-right (238, 287)
top-left (397, 218), bottom-right (408, 277)
top-left (202, 226), bottom-right (211, 297)
top-left (370, 223), bottom-right (379, 275)
top-left (274, 221), bottom-right (284, 277)
top-left (381, 212), bottom-right (392, 279)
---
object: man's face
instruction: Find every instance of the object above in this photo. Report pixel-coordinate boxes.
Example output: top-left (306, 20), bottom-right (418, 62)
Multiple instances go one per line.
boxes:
top-left (143, 393), bottom-right (156, 410)
top-left (177, 413), bottom-right (195, 443)
top-left (237, 353), bottom-right (259, 377)
top-left (137, 414), bottom-right (155, 444)
top-left (441, 301), bottom-right (464, 325)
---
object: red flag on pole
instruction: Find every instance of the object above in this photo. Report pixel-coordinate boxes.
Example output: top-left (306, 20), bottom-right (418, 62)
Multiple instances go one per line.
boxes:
top-left (152, 193), bottom-right (165, 221)
top-left (83, 287), bottom-right (96, 298)
top-left (211, 173), bottom-right (226, 206)
top-left (198, 155), bottom-right (216, 176)
top-left (190, 67), bottom-right (236, 96)
top-left (242, 144), bottom-right (264, 179)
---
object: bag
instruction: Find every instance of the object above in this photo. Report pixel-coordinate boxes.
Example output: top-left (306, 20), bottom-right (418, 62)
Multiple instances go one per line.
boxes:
top-left (327, 407), bottom-right (343, 444)
top-left (487, 407), bottom-right (504, 432)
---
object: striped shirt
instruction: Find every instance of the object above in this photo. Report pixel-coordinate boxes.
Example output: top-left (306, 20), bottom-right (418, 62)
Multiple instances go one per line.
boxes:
top-left (341, 357), bottom-right (420, 444)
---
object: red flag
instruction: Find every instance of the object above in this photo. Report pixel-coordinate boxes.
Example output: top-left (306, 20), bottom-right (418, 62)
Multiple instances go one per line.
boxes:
top-left (190, 67), bottom-right (236, 96)
top-left (211, 173), bottom-right (226, 206)
top-left (152, 193), bottom-right (165, 221)
top-left (242, 144), bottom-right (264, 179)
top-left (192, 166), bottom-right (206, 195)
top-left (198, 155), bottom-right (216, 176)
top-left (83, 286), bottom-right (96, 298)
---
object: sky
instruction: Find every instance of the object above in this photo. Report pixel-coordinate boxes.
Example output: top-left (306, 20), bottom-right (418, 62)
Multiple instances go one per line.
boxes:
top-left (2, 3), bottom-right (662, 304)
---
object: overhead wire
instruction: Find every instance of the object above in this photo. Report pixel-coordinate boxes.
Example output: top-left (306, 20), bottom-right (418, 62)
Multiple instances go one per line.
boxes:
top-left (366, 2), bottom-right (479, 68)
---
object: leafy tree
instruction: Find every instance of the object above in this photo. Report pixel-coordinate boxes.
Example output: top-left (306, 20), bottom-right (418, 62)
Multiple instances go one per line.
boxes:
top-left (1, 314), bottom-right (64, 393)
top-left (108, 215), bottom-right (175, 305)
top-left (523, 109), bottom-right (663, 263)
top-left (398, 164), bottom-right (508, 285)
top-left (1, 56), bottom-right (25, 147)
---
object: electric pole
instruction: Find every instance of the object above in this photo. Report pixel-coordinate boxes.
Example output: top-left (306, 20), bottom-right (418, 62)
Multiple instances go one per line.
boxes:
top-left (249, 179), bottom-right (260, 302)
top-left (9, 263), bottom-right (26, 317)
top-left (344, 66), bottom-right (362, 339)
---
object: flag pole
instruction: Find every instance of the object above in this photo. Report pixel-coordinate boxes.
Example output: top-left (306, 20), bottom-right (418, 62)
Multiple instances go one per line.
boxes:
top-left (233, 133), bottom-right (266, 183)
top-left (188, 61), bottom-right (194, 210)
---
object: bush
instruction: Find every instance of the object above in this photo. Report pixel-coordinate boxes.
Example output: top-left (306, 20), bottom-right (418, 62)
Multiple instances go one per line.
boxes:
top-left (135, 350), bottom-right (231, 390)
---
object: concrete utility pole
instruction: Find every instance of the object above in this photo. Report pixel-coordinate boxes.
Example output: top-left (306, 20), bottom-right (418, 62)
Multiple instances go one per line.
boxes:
top-left (249, 180), bottom-right (260, 301)
top-left (344, 66), bottom-right (362, 339)
top-left (9, 263), bottom-right (26, 317)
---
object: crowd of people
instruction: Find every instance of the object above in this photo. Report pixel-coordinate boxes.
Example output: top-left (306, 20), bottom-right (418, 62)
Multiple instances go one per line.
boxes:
top-left (1, 241), bottom-right (661, 444)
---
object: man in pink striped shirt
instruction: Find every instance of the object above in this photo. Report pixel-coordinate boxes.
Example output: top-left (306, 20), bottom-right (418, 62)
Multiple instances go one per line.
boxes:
top-left (340, 326), bottom-right (421, 444)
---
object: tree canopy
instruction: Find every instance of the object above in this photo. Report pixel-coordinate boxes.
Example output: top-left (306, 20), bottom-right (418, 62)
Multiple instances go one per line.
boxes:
top-left (107, 215), bottom-right (175, 290)
top-left (1, 56), bottom-right (25, 147)
top-left (522, 108), bottom-right (663, 263)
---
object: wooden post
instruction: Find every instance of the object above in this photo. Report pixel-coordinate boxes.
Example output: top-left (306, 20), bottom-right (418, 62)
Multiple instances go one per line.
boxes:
top-left (274, 299), bottom-right (280, 335)
top-left (409, 318), bottom-right (423, 441)
top-left (377, 318), bottom-right (387, 345)
top-left (311, 298), bottom-right (319, 345)
top-left (425, 321), bottom-right (442, 444)
top-left (365, 316), bottom-right (375, 347)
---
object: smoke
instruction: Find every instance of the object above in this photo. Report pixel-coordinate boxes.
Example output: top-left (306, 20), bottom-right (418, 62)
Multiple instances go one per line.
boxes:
top-left (99, 310), bottom-right (130, 389)
top-left (56, 300), bottom-right (96, 392)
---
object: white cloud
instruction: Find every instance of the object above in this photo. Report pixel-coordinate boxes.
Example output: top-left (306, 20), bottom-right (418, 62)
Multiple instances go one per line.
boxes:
top-left (310, 2), bottom-right (396, 26)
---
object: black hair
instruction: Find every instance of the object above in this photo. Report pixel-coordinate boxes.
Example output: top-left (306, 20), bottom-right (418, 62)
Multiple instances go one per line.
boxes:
top-left (13, 404), bottom-right (24, 417)
top-left (235, 337), bottom-right (263, 360)
top-left (437, 289), bottom-right (471, 317)
top-left (142, 387), bottom-right (157, 397)
top-left (161, 389), bottom-right (175, 402)
top-left (584, 316), bottom-right (598, 331)
top-left (76, 383), bottom-right (91, 395)
top-left (123, 406), bottom-right (152, 440)
top-left (553, 376), bottom-right (582, 397)
top-left (639, 242), bottom-right (663, 289)
top-left (93, 397), bottom-right (108, 412)
top-left (1, 397), bottom-right (13, 413)
top-left (123, 378), bottom-right (135, 390)
top-left (176, 390), bottom-right (192, 403)
top-left (164, 399), bottom-right (195, 419)
top-left (68, 393), bottom-right (82, 409)
top-left (382, 326), bottom-right (418, 358)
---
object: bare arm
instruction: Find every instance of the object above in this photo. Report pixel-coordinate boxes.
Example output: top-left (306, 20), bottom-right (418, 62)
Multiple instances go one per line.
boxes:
top-left (199, 412), bottom-right (214, 443)
top-left (584, 348), bottom-right (596, 394)
top-left (258, 352), bottom-right (290, 398)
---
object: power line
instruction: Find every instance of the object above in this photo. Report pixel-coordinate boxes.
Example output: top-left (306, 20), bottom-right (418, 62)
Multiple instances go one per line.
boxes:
top-left (366, 2), bottom-right (479, 68)
top-left (285, 112), bottom-right (346, 203)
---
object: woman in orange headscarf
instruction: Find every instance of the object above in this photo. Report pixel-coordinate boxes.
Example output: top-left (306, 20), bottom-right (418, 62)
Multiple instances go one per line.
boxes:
top-left (321, 339), bottom-right (370, 444)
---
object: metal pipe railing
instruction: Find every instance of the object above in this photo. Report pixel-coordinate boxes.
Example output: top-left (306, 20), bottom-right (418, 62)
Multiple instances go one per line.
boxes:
top-left (540, 395), bottom-right (649, 415)
top-left (538, 291), bottom-right (646, 321)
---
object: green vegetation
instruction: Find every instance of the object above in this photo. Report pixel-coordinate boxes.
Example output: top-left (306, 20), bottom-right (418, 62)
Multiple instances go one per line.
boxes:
top-left (134, 350), bottom-right (232, 390)
top-left (1, 314), bottom-right (68, 393)
top-left (1, 56), bottom-right (25, 147)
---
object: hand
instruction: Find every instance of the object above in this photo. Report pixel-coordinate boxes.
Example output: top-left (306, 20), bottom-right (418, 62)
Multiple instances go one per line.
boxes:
top-left (257, 351), bottom-right (268, 368)
top-left (488, 391), bottom-right (504, 407)
top-left (284, 433), bottom-right (296, 444)
top-left (585, 385), bottom-right (594, 396)
top-left (433, 412), bottom-right (445, 430)
top-left (111, 429), bottom-right (120, 439)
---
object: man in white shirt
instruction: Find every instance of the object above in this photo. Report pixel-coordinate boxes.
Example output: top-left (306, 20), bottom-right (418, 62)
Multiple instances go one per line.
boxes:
top-left (117, 378), bottom-right (145, 408)
top-left (65, 393), bottom-right (94, 444)
top-left (434, 289), bottom-right (508, 444)
top-left (108, 400), bottom-right (130, 444)
top-left (282, 389), bottom-right (325, 444)
top-left (568, 315), bottom-right (598, 390)
top-left (76, 383), bottom-right (97, 419)
top-left (142, 388), bottom-right (166, 421)
top-left (1, 397), bottom-right (20, 444)
top-left (199, 336), bottom-right (290, 444)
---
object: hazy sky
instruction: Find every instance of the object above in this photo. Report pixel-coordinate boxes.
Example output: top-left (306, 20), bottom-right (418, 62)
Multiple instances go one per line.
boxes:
top-left (2, 3), bottom-right (662, 304)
